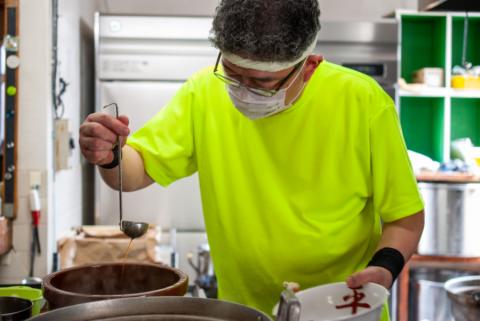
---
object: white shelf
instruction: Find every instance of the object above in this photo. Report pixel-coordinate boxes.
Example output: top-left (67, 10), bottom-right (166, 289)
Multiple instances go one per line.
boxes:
top-left (450, 89), bottom-right (480, 99)
top-left (397, 87), bottom-right (448, 98)
top-left (397, 88), bottom-right (480, 99)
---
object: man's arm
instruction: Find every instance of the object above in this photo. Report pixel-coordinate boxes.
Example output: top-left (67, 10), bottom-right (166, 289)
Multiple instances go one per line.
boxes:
top-left (347, 210), bottom-right (425, 288)
top-left (99, 145), bottom-right (154, 191)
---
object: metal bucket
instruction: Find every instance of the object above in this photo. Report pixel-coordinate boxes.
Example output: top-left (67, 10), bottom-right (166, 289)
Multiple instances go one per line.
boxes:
top-left (418, 182), bottom-right (480, 257)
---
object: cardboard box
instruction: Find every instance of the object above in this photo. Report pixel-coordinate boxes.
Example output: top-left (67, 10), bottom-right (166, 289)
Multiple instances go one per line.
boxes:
top-left (57, 226), bottom-right (157, 269)
top-left (413, 68), bottom-right (444, 87)
top-left (0, 217), bottom-right (12, 255)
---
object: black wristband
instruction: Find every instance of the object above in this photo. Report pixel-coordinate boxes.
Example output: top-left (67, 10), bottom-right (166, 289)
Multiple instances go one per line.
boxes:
top-left (99, 145), bottom-right (120, 169)
top-left (367, 247), bottom-right (405, 282)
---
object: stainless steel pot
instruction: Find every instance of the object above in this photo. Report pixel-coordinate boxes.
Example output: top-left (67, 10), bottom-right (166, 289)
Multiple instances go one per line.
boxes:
top-left (409, 268), bottom-right (476, 321)
top-left (0, 297), bottom-right (32, 321)
top-left (27, 290), bottom-right (300, 321)
top-left (444, 275), bottom-right (480, 321)
top-left (417, 182), bottom-right (480, 257)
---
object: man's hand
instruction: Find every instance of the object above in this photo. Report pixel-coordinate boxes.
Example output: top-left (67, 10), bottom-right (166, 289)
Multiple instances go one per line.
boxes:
top-left (346, 210), bottom-right (424, 290)
top-left (346, 266), bottom-right (393, 289)
top-left (79, 112), bottom-right (130, 166)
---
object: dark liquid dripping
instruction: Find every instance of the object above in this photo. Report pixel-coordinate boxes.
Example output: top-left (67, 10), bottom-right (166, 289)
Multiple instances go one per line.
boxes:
top-left (121, 238), bottom-right (134, 281)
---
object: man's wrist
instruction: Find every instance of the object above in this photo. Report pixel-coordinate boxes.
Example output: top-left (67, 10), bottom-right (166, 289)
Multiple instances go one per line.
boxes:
top-left (99, 145), bottom-right (120, 169)
top-left (367, 247), bottom-right (405, 282)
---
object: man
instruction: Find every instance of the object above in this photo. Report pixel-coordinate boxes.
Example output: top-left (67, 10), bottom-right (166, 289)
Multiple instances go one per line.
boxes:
top-left (80, 0), bottom-right (424, 319)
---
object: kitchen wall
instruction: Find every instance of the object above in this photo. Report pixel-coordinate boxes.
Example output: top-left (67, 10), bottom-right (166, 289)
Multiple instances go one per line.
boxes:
top-left (0, 0), bottom-right (100, 283)
top-left (53, 0), bottom-right (98, 242)
top-left (0, 0), bottom-right (52, 283)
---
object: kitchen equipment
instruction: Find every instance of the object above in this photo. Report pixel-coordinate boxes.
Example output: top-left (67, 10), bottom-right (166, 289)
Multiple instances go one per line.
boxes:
top-left (0, 286), bottom-right (44, 316)
top-left (26, 291), bottom-right (299, 321)
top-left (120, 220), bottom-right (148, 239)
top-left (28, 187), bottom-right (41, 277)
top-left (444, 275), bottom-right (480, 321)
top-left (103, 102), bottom-right (149, 239)
top-left (20, 278), bottom-right (42, 287)
top-left (27, 290), bottom-right (300, 321)
top-left (0, 286), bottom-right (45, 315)
top-left (0, 297), bottom-right (32, 321)
top-left (42, 262), bottom-right (188, 309)
top-left (409, 268), bottom-right (476, 321)
top-left (419, 0), bottom-right (480, 12)
top-left (274, 282), bottom-right (389, 321)
top-left (187, 243), bottom-right (217, 298)
top-left (417, 182), bottom-right (480, 257)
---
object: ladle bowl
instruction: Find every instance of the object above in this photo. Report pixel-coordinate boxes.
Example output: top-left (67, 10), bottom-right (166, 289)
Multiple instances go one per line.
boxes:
top-left (120, 220), bottom-right (149, 239)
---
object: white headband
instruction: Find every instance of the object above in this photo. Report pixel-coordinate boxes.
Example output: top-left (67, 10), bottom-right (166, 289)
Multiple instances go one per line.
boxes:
top-left (222, 34), bottom-right (318, 72)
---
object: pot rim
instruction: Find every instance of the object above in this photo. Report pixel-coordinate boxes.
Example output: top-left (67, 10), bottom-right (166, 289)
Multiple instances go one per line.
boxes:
top-left (0, 296), bottom-right (33, 317)
top-left (42, 262), bottom-right (188, 299)
top-left (27, 296), bottom-right (272, 321)
top-left (444, 275), bottom-right (480, 293)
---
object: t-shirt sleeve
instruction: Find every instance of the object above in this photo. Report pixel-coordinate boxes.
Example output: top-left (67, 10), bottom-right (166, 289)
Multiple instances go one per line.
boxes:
top-left (126, 80), bottom-right (197, 187)
top-left (370, 103), bottom-right (424, 222)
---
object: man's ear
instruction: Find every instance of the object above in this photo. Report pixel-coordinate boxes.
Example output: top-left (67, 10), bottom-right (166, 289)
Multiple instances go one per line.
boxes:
top-left (303, 55), bottom-right (323, 81)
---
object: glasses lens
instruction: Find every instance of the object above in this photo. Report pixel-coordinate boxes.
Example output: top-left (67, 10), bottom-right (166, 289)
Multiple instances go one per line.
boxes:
top-left (214, 72), bottom-right (241, 87)
top-left (214, 66), bottom-right (276, 97)
top-left (246, 87), bottom-right (276, 97)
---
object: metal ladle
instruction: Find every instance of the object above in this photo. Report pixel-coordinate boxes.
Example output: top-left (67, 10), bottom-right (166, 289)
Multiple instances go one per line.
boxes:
top-left (104, 103), bottom-right (149, 239)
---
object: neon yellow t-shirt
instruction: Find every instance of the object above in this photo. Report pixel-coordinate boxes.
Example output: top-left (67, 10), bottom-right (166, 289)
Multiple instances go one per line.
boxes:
top-left (127, 61), bottom-right (424, 318)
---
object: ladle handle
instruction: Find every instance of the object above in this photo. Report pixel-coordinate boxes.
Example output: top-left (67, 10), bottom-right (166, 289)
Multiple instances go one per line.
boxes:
top-left (103, 103), bottom-right (123, 226)
top-left (117, 134), bottom-right (123, 224)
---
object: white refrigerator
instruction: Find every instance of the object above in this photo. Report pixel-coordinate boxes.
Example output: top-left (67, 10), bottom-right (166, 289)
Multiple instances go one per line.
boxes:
top-left (95, 14), bottom-right (217, 281)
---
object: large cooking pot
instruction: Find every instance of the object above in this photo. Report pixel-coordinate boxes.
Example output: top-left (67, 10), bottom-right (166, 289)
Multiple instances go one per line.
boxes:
top-left (444, 275), bottom-right (480, 321)
top-left (43, 262), bottom-right (188, 309)
top-left (27, 292), bottom-right (301, 321)
top-left (0, 296), bottom-right (32, 321)
top-left (417, 182), bottom-right (480, 257)
top-left (410, 268), bottom-right (476, 321)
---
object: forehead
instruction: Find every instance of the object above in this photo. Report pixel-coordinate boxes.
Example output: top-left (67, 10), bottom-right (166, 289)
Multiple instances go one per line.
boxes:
top-left (221, 56), bottom-right (294, 78)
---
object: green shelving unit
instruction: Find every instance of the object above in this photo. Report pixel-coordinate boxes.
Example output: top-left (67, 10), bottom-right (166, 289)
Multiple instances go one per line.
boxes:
top-left (452, 16), bottom-right (480, 68)
top-left (451, 98), bottom-right (480, 146)
top-left (400, 15), bottom-right (447, 83)
top-left (396, 11), bottom-right (480, 162)
top-left (400, 97), bottom-right (445, 161)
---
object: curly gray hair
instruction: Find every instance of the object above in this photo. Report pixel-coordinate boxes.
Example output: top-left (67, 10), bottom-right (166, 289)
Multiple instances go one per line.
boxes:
top-left (210, 0), bottom-right (320, 62)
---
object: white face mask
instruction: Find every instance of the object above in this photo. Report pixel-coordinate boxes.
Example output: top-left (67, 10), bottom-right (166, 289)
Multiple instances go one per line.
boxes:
top-left (226, 63), bottom-right (306, 120)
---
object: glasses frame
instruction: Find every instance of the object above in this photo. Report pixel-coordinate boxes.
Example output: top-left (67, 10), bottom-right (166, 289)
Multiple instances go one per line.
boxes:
top-left (213, 52), bottom-right (304, 97)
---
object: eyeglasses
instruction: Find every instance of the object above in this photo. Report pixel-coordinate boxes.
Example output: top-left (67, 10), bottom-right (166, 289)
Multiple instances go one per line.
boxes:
top-left (213, 52), bottom-right (304, 97)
